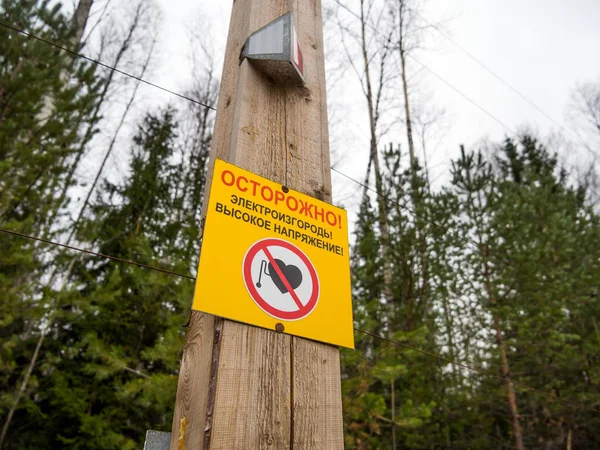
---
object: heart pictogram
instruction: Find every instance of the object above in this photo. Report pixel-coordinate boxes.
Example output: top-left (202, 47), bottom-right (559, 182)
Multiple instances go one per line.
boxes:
top-left (268, 259), bottom-right (303, 294)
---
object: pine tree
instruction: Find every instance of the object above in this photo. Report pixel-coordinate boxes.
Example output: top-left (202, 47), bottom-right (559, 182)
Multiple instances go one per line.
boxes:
top-left (448, 136), bottom-right (600, 448)
top-left (0, 1), bottom-right (101, 445)
top-left (0, 109), bottom-right (194, 449)
top-left (343, 145), bottom-right (452, 449)
top-left (343, 135), bottom-right (600, 448)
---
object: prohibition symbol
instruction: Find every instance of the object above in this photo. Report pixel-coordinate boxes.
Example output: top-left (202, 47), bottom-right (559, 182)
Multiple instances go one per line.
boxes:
top-left (243, 238), bottom-right (320, 321)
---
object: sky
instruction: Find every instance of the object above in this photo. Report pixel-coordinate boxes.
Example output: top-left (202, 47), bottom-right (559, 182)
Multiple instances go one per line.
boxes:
top-left (75, 0), bottom-right (600, 233)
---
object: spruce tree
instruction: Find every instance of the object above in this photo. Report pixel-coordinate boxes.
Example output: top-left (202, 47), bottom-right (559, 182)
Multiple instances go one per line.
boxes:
top-left (448, 136), bottom-right (600, 448)
top-left (1, 109), bottom-right (191, 449)
top-left (0, 1), bottom-right (100, 445)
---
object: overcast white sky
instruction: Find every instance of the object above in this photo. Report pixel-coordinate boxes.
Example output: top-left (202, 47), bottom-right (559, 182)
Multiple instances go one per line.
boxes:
top-left (149, 0), bottom-right (599, 216)
top-left (76, 0), bottom-right (600, 232)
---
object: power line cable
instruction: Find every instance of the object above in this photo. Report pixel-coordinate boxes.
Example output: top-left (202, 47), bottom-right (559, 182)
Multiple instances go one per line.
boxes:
top-left (332, 0), bottom-right (516, 136)
top-left (406, 6), bottom-right (600, 161)
top-left (2, 7), bottom-right (597, 418)
top-left (0, 21), bottom-right (217, 112)
top-left (333, 0), bottom-right (600, 163)
top-left (0, 227), bottom-right (195, 280)
top-left (1, 225), bottom-right (597, 414)
top-left (5, 5), bottom-right (516, 277)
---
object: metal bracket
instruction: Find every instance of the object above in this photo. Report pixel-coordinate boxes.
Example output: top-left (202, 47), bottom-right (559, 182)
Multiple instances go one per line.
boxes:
top-left (239, 12), bottom-right (305, 85)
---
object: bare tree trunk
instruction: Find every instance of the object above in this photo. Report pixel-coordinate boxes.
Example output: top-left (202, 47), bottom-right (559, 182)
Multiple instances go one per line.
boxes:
top-left (73, 0), bottom-right (95, 44)
top-left (359, 0), bottom-right (394, 309)
top-left (0, 332), bottom-right (45, 449)
top-left (441, 293), bottom-right (460, 385)
top-left (349, 154), bottom-right (373, 262)
top-left (593, 317), bottom-right (600, 344)
top-left (66, 31), bottom-right (156, 244)
top-left (395, 0), bottom-right (433, 326)
top-left (483, 253), bottom-right (525, 450)
top-left (494, 315), bottom-right (526, 450)
top-left (420, 126), bottom-right (431, 191)
top-left (391, 377), bottom-right (397, 450)
top-left (398, 18), bottom-right (416, 170)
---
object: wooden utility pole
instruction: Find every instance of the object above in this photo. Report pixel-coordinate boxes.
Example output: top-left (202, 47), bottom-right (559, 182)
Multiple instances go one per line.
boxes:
top-left (170, 1), bottom-right (343, 449)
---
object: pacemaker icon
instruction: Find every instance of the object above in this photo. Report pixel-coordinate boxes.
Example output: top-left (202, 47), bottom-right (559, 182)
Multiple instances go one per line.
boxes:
top-left (256, 258), bottom-right (303, 293)
top-left (243, 238), bottom-right (320, 321)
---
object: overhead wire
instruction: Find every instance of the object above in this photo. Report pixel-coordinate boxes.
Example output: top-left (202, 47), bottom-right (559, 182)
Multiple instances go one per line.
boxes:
top-left (332, 0), bottom-right (518, 136)
top-left (3, 10), bottom-right (513, 304)
top-left (0, 227), bottom-right (195, 280)
top-left (1, 7), bottom-right (598, 417)
top-left (405, 6), bottom-right (600, 161)
top-left (0, 20), bottom-right (217, 112)
top-left (2, 12), bottom-right (515, 270)
top-left (1, 226), bottom-right (598, 414)
top-left (0, 0), bottom-right (569, 275)
top-left (333, 0), bottom-right (600, 165)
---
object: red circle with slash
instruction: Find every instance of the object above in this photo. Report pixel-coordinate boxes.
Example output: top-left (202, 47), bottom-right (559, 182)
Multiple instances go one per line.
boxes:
top-left (243, 238), bottom-right (319, 321)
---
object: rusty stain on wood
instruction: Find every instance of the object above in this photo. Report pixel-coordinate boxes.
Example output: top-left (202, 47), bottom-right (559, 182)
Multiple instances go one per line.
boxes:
top-left (178, 417), bottom-right (187, 450)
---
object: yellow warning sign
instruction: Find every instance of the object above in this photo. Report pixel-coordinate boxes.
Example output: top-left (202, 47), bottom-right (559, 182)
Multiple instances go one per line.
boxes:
top-left (193, 159), bottom-right (353, 348)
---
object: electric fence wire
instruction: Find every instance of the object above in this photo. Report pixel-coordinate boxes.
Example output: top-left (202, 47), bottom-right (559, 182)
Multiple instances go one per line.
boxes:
top-left (2, 12), bottom-right (599, 415)
top-left (404, 4), bottom-right (600, 160)
top-left (332, 0), bottom-right (600, 164)
top-left (0, 226), bottom-right (598, 414)
top-left (4, 11), bottom-right (592, 263)
top-left (0, 227), bottom-right (195, 280)
top-left (0, 18), bottom-right (518, 271)
top-left (0, 20), bottom-right (217, 112)
top-left (1, 16), bottom-right (587, 274)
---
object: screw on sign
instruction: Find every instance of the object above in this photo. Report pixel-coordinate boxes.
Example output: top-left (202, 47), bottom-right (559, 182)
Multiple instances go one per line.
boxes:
top-left (243, 238), bottom-right (319, 321)
top-left (192, 159), bottom-right (354, 348)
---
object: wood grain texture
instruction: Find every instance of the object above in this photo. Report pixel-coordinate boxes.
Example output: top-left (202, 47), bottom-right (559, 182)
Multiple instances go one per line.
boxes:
top-left (210, 321), bottom-right (291, 449)
top-left (292, 338), bottom-right (343, 449)
top-left (170, 312), bottom-right (215, 450)
top-left (286, 1), bottom-right (344, 448)
top-left (171, 0), bottom-right (343, 448)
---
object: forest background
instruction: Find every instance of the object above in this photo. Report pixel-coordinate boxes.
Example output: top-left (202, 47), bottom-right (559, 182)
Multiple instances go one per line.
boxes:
top-left (1, 0), bottom-right (600, 449)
